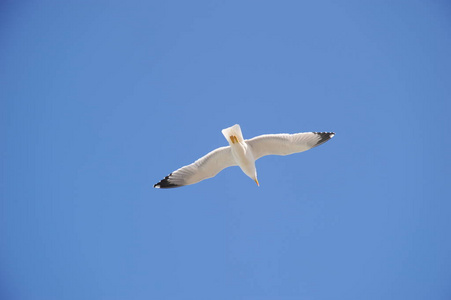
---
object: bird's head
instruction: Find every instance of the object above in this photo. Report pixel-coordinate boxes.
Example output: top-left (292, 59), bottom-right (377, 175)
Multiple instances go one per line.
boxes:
top-left (251, 171), bottom-right (259, 187)
top-left (254, 177), bottom-right (259, 186)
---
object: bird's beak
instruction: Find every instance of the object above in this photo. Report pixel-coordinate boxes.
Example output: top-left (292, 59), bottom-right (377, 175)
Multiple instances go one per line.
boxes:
top-left (255, 179), bottom-right (260, 186)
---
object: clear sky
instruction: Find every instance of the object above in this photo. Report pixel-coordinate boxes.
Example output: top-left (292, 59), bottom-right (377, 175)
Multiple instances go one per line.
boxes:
top-left (2, 1), bottom-right (451, 299)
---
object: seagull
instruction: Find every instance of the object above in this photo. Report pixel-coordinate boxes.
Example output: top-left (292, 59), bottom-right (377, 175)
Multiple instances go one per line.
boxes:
top-left (154, 124), bottom-right (335, 188)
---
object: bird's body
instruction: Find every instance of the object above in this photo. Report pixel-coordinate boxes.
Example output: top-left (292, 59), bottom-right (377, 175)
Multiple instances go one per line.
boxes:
top-left (154, 124), bottom-right (334, 188)
top-left (222, 124), bottom-right (258, 184)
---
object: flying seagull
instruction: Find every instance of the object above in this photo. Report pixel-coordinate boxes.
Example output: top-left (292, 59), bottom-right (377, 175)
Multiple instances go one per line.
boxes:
top-left (154, 124), bottom-right (335, 188)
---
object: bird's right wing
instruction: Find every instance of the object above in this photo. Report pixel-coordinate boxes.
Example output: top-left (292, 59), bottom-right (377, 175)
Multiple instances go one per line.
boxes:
top-left (154, 146), bottom-right (237, 188)
top-left (246, 132), bottom-right (335, 160)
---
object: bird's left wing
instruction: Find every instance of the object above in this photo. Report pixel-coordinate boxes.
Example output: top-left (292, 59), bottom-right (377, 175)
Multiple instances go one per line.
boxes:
top-left (246, 132), bottom-right (335, 160)
top-left (154, 146), bottom-right (237, 188)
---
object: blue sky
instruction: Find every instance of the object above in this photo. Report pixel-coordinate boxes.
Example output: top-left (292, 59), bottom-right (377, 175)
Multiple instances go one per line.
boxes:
top-left (2, 1), bottom-right (451, 299)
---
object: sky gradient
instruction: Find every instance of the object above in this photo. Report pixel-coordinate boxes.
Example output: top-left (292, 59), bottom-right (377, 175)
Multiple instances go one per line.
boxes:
top-left (2, 1), bottom-right (451, 299)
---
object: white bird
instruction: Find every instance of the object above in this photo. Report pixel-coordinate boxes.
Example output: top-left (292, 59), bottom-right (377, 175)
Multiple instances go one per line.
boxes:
top-left (154, 124), bottom-right (335, 188)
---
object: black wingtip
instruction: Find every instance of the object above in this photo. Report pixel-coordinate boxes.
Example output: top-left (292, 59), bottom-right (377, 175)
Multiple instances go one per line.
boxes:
top-left (154, 173), bottom-right (181, 189)
top-left (313, 132), bottom-right (335, 147)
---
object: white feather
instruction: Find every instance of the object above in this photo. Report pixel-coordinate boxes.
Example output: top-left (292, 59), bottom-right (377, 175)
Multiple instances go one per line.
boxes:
top-left (246, 132), bottom-right (335, 160)
top-left (154, 146), bottom-right (236, 188)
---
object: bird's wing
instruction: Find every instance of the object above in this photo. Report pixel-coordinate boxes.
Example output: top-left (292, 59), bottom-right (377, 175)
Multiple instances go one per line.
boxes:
top-left (154, 146), bottom-right (237, 188)
top-left (246, 132), bottom-right (335, 160)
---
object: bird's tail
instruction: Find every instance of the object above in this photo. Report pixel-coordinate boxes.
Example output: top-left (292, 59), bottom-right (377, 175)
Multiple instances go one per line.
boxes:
top-left (222, 124), bottom-right (244, 145)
